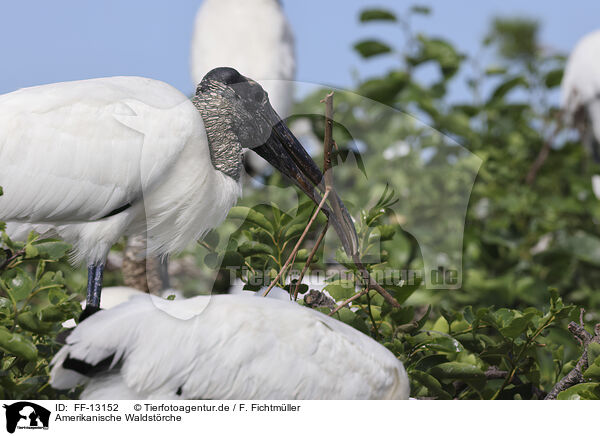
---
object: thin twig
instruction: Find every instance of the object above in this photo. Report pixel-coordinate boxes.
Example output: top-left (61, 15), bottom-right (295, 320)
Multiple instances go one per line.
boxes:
top-left (292, 222), bottom-right (328, 300)
top-left (267, 92), bottom-right (335, 299)
top-left (329, 287), bottom-right (370, 316)
top-left (321, 92), bottom-right (335, 185)
top-left (0, 248), bottom-right (26, 272)
top-left (352, 254), bottom-right (401, 308)
top-left (321, 92), bottom-right (401, 309)
top-left (525, 111), bottom-right (563, 185)
top-left (262, 189), bottom-right (331, 297)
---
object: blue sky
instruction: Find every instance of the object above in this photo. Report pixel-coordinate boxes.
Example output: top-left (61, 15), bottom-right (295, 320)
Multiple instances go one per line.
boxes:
top-left (0, 1), bottom-right (598, 101)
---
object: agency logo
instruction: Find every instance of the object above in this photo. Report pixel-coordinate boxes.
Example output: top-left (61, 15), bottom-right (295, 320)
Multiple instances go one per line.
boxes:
top-left (2, 402), bottom-right (50, 434)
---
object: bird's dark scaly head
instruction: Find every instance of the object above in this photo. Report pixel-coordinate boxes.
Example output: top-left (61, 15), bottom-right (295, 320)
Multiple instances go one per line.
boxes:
top-left (197, 67), bottom-right (359, 256)
top-left (198, 67), bottom-right (274, 149)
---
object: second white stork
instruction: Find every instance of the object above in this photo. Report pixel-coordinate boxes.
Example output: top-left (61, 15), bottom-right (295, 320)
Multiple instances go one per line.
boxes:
top-left (190, 0), bottom-right (295, 118)
top-left (562, 30), bottom-right (600, 163)
top-left (0, 67), bottom-right (358, 315)
top-left (50, 292), bottom-right (410, 400)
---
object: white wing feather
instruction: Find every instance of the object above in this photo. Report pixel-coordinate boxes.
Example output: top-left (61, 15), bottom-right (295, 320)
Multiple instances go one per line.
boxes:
top-left (0, 77), bottom-right (193, 223)
top-left (0, 77), bottom-right (240, 264)
top-left (51, 294), bottom-right (409, 400)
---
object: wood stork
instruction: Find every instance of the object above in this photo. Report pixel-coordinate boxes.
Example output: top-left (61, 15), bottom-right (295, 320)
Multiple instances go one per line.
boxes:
top-left (0, 67), bottom-right (358, 316)
top-left (191, 0), bottom-right (295, 118)
top-left (50, 290), bottom-right (409, 400)
top-left (191, 0), bottom-right (296, 176)
top-left (562, 30), bottom-right (600, 163)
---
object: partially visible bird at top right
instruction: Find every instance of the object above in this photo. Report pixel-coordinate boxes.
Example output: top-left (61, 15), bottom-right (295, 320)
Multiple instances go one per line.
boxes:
top-left (562, 30), bottom-right (600, 198)
top-left (562, 31), bottom-right (600, 161)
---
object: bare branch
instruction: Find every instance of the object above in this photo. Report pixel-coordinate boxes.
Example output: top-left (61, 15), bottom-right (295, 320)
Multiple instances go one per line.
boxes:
top-left (329, 287), bottom-right (370, 316)
top-left (525, 111), bottom-right (563, 185)
top-left (293, 223), bottom-right (328, 301)
top-left (545, 315), bottom-right (600, 400)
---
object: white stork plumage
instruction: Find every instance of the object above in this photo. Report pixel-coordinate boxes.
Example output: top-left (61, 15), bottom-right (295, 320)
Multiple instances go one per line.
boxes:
top-left (50, 290), bottom-right (409, 400)
top-left (191, 0), bottom-right (295, 118)
top-left (562, 30), bottom-right (600, 164)
top-left (191, 0), bottom-right (296, 176)
top-left (0, 67), bottom-right (358, 314)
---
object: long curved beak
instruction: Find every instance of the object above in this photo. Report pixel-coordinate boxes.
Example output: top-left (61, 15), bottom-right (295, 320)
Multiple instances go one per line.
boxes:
top-left (253, 111), bottom-right (359, 257)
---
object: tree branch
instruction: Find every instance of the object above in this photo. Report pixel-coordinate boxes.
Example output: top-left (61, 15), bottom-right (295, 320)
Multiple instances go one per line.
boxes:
top-left (525, 111), bottom-right (563, 185)
top-left (545, 312), bottom-right (600, 400)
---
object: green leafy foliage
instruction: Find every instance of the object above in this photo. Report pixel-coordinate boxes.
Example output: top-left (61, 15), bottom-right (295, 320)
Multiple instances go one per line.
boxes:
top-left (359, 9), bottom-right (397, 22)
top-left (486, 17), bottom-right (539, 61)
top-left (0, 187), bottom-right (81, 399)
top-left (1, 4), bottom-right (597, 401)
top-left (407, 35), bottom-right (463, 79)
top-left (354, 40), bottom-right (393, 59)
top-left (219, 202), bottom-right (328, 290)
top-left (285, 5), bottom-right (596, 399)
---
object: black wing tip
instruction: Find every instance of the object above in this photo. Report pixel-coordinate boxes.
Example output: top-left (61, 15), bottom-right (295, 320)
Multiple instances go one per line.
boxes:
top-left (62, 353), bottom-right (117, 377)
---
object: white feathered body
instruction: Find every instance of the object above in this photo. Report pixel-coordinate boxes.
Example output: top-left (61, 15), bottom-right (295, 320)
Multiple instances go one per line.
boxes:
top-left (562, 30), bottom-right (600, 152)
top-left (190, 0), bottom-right (295, 118)
top-left (50, 293), bottom-right (409, 400)
top-left (0, 77), bottom-right (241, 264)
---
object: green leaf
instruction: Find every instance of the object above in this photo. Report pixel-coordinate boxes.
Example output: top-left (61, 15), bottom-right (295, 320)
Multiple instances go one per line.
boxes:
top-left (330, 307), bottom-right (369, 334)
top-left (24, 244), bottom-right (39, 259)
top-left (204, 252), bottom-right (219, 269)
top-left (354, 40), bottom-right (393, 58)
top-left (32, 239), bottom-right (71, 259)
top-left (487, 17), bottom-right (539, 60)
top-left (203, 229), bottom-right (220, 248)
top-left (375, 225), bottom-right (396, 242)
top-left (430, 362), bottom-right (485, 381)
top-left (489, 76), bottom-right (528, 102)
top-left (582, 360), bottom-right (600, 382)
top-left (556, 231), bottom-right (600, 266)
top-left (386, 277), bottom-right (422, 305)
top-left (4, 268), bottom-right (34, 301)
top-left (48, 288), bottom-right (67, 305)
top-left (227, 206), bottom-right (274, 234)
top-left (410, 5), bottom-right (431, 15)
top-left (359, 8), bottom-right (397, 22)
top-left (237, 241), bottom-right (273, 257)
top-left (408, 35), bottom-right (462, 79)
top-left (324, 280), bottom-right (356, 300)
top-left (557, 383), bottom-right (600, 400)
top-left (0, 326), bottom-right (38, 361)
top-left (409, 370), bottom-right (452, 399)
top-left (220, 251), bottom-right (245, 269)
top-left (283, 223), bottom-right (306, 240)
top-left (499, 313), bottom-right (535, 338)
top-left (40, 306), bottom-right (66, 322)
top-left (587, 343), bottom-right (600, 365)
top-left (544, 68), bottom-right (563, 88)
top-left (17, 312), bottom-right (54, 334)
top-left (358, 71), bottom-right (410, 105)
top-left (294, 249), bottom-right (309, 263)
top-left (485, 66), bottom-right (508, 76)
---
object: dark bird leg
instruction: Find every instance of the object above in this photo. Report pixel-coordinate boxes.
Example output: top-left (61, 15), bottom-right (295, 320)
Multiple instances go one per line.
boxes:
top-left (80, 262), bottom-right (105, 321)
top-left (157, 256), bottom-right (170, 291)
